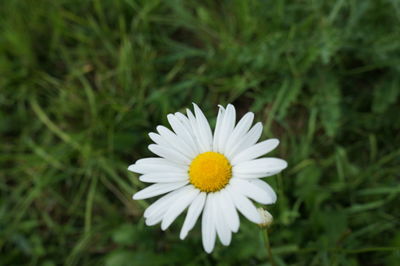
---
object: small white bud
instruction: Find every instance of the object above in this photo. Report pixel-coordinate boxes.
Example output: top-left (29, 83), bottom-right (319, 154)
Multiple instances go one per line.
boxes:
top-left (257, 208), bottom-right (273, 228)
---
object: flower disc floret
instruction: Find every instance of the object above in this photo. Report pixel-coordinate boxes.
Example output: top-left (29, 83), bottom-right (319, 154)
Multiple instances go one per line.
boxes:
top-left (189, 152), bottom-right (232, 192)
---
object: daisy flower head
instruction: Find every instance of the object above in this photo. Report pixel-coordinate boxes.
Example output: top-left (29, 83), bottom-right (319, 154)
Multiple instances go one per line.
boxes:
top-left (129, 103), bottom-right (287, 253)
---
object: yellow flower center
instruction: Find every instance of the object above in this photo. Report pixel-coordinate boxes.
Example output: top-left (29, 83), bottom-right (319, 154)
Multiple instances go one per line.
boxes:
top-left (189, 152), bottom-right (232, 192)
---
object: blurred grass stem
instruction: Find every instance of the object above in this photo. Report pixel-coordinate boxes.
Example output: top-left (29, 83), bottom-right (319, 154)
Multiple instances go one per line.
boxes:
top-left (263, 228), bottom-right (277, 266)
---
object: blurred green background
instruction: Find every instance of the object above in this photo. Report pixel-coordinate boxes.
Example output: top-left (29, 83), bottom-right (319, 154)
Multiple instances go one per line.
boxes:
top-left (1, 0), bottom-right (400, 265)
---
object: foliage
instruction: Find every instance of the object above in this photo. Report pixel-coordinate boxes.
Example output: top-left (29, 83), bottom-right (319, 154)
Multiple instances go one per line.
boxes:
top-left (1, 0), bottom-right (399, 265)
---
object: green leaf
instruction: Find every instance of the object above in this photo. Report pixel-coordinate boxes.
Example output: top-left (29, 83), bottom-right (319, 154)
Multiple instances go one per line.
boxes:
top-left (372, 76), bottom-right (400, 113)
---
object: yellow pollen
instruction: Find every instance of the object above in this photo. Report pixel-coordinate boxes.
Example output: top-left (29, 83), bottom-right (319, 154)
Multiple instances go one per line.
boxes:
top-left (189, 152), bottom-right (232, 192)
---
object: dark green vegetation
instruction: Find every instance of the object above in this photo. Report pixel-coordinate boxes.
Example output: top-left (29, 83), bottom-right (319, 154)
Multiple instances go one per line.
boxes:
top-left (1, 0), bottom-right (400, 265)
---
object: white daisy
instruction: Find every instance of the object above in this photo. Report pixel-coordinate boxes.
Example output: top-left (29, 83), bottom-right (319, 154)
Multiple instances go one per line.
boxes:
top-left (128, 103), bottom-right (287, 253)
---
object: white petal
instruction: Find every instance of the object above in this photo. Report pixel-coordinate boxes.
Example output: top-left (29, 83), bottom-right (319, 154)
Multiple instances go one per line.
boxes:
top-left (233, 158), bottom-right (288, 174)
top-left (167, 114), bottom-right (198, 155)
top-left (227, 185), bottom-right (262, 224)
top-left (248, 179), bottom-right (277, 204)
top-left (213, 192), bottom-right (232, 246)
top-left (180, 192), bottom-right (206, 239)
top-left (134, 157), bottom-right (184, 167)
top-left (128, 163), bottom-right (186, 175)
top-left (231, 139), bottom-right (280, 165)
top-left (193, 103), bottom-right (213, 152)
top-left (219, 189), bottom-right (240, 232)
top-left (148, 144), bottom-right (191, 165)
top-left (133, 181), bottom-right (188, 200)
top-left (145, 199), bottom-right (176, 226)
top-left (230, 178), bottom-right (276, 204)
top-left (233, 171), bottom-right (281, 179)
top-left (161, 186), bottom-right (199, 230)
top-left (175, 112), bottom-right (201, 154)
top-left (186, 109), bottom-right (203, 152)
top-left (144, 187), bottom-right (191, 226)
top-left (202, 194), bottom-right (216, 253)
top-left (157, 125), bottom-right (196, 159)
top-left (145, 215), bottom-right (164, 226)
top-left (139, 172), bottom-right (188, 183)
top-left (175, 112), bottom-right (194, 135)
top-left (217, 104), bottom-right (236, 153)
top-left (226, 122), bottom-right (262, 160)
top-left (143, 186), bottom-right (189, 218)
top-left (132, 157), bottom-right (187, 169)
top-left (148, 132), bottom-right (170, 147)
top-left (212, 106), bottom-right (225, 152)
top-left (224, 112), bottom-right (254, 157)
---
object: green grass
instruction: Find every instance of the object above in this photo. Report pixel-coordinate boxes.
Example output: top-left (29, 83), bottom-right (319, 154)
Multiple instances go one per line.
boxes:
top-left (1, 0), bottom-right (400, 265)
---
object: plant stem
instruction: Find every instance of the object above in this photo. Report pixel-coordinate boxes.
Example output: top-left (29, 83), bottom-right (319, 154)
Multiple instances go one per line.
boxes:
top-left (263, 228), bottom-right (277, 266)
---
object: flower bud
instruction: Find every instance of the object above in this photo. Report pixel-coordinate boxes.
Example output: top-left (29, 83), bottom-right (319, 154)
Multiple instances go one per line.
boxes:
top-left (257, 208), bottom-right (273, 228)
